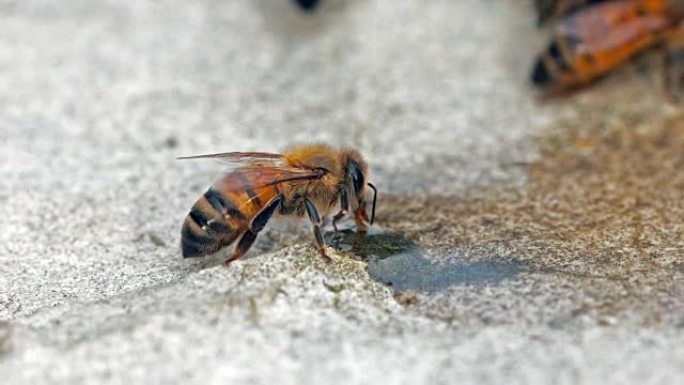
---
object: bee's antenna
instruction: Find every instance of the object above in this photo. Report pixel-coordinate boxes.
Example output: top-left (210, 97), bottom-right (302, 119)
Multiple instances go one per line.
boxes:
top-left (367, 182), bottom-right (377, 225)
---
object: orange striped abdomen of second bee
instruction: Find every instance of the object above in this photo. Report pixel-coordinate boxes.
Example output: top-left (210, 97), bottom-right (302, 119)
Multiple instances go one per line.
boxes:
top-left (532, 0), bottom-right (674, 90)
top-left (181, 169), bottom-right (281, 258)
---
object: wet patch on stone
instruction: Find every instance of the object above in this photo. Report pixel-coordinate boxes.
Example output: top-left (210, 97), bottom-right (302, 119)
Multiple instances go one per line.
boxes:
top-left (326, 229), bottom-right (417, 260)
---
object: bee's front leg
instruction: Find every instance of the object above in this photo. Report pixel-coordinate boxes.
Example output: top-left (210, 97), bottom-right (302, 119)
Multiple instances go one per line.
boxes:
top-left (353, 201), bottom-right (370, 233)
top-left (304, 199), bottom-right (331, 263)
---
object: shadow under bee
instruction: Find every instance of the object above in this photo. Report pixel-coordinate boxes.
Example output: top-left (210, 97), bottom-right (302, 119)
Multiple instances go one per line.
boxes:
top-left (326, 229), bottom-right (526, 292)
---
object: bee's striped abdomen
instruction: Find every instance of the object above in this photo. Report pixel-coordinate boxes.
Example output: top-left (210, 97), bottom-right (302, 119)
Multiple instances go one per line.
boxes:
top-left (181, 188), bottom-right (246, 258)
top-left (531, 36), bottom-right (576, 87)
top-left (181, 169), bottom-right (282, 258)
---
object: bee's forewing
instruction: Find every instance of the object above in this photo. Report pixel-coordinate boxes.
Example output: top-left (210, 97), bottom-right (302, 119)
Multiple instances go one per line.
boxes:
top-left (213, 165), bottom-right (325, 193)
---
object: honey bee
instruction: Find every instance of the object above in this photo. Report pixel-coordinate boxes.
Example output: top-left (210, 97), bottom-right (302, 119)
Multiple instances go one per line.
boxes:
top-left (531, 0), bottom-right (684, 97)
top-left (179, 144), bottom-right (377, 266)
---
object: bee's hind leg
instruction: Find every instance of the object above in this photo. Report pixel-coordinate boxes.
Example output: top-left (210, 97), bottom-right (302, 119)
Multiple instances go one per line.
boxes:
top-left (224, 230), bottom-right (258, 266)
top-left (223, 195), bottom-right (283, 266)
top-left (304, 199), bottom-right (332, 263)
top-left (331, 187), bottom-right (349, 233)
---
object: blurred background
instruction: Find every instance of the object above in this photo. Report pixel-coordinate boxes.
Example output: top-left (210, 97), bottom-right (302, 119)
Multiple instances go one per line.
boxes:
top-left (2, 0), bottom-right (684, 384)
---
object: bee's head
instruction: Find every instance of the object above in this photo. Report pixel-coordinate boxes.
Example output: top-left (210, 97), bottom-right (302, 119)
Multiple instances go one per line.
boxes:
top-left (343, 151), bottom-right (376, 226)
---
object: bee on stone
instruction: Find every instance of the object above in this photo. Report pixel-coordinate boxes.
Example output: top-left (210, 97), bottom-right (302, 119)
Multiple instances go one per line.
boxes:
top-left (179, 144), bottom-right (377, 266)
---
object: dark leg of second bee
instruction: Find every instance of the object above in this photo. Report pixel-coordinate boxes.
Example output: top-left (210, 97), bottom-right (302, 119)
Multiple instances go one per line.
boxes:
top-left (304, 199), bottom-right (331, 263)
top-left (224, 195), bottom-right (283, 266)
top-left (664, 40), bottom-right (684, 102)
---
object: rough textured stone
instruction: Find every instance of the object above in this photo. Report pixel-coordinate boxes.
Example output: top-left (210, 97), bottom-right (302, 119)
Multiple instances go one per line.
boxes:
top-left (2, 0), bottom-right (684, 384)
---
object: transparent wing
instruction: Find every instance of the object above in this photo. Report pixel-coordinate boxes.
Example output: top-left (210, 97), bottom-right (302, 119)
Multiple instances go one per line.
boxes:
top-left (556, 1), bottom-right (669, 46)
top-left (213, 165), bottom-right (325, 193)
top-left (536, 0), bottom-right (608, 25)
top-left (177, 151), bottom-right (285, 164)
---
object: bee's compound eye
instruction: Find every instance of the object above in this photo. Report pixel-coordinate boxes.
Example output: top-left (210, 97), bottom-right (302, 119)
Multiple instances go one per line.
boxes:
top-left (347, 162), bottom-right (364, 193)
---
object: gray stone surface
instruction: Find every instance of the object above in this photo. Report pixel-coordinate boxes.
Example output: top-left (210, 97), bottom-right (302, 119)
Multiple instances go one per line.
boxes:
top-left (2, 0), bottom-right (684, 384)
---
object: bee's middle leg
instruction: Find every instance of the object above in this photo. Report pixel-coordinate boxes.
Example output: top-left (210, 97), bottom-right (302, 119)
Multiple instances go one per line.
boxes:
top-left (304, 199), bottom-right (331, 263)
top-left (331, 187), bottom-right (349, 233)
top-left (223, 195), bottom-right (283, 266)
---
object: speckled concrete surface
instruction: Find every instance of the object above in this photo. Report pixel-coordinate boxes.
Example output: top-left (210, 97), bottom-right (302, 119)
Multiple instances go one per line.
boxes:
top-left (2, 0), bottom-right (684, 384)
